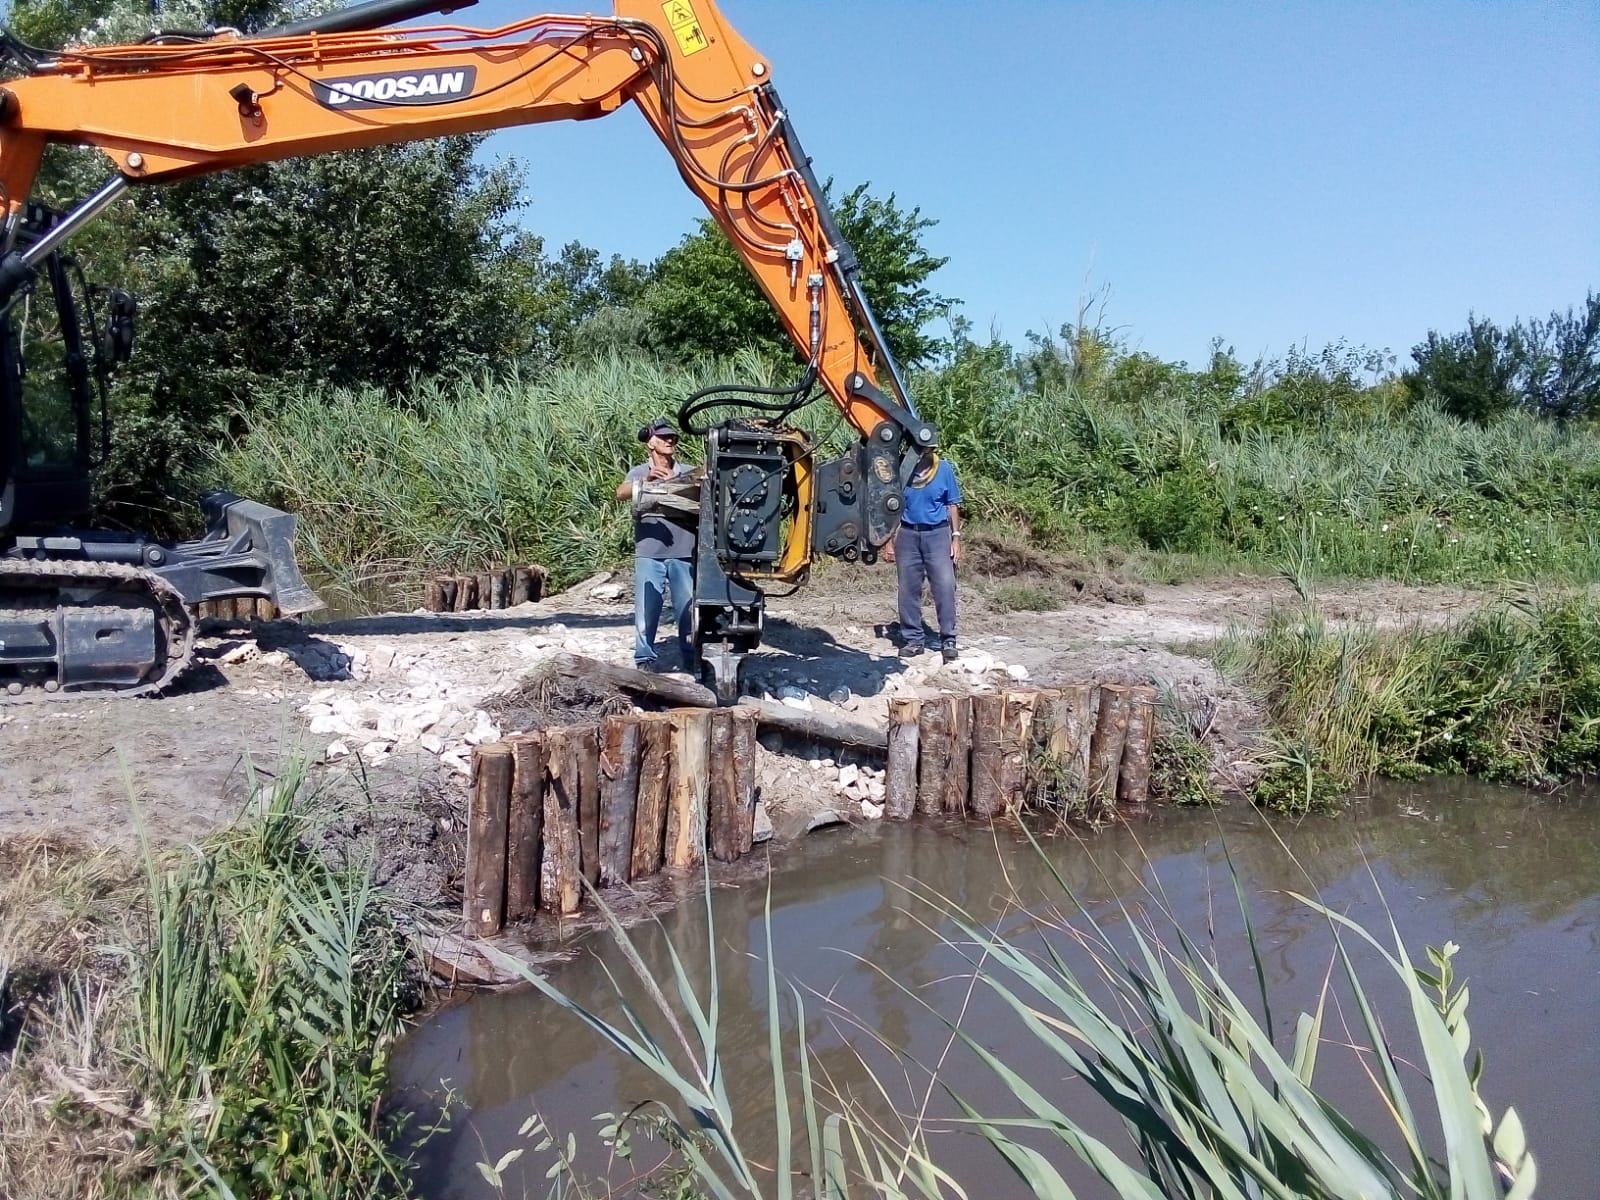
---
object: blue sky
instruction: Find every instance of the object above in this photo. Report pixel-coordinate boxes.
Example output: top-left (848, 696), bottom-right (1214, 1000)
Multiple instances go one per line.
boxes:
top-left (465, 0), bottom-right (1598, 368)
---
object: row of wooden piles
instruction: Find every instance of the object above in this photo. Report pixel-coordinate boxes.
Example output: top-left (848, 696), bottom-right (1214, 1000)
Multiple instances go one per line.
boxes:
top-left (466, 708), bottom-right (760, 938)
top-left (885, 683), bottom-right (1158, 820)
top-left (464, 682), bottom-right (1160, 939)
top-left (423, 565), bottom-right (548, 613)
top-left (195, 597), bottom-right (281, 622)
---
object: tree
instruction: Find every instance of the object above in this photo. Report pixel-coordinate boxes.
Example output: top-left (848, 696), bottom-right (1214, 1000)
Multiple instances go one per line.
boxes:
top-left (1404, 315), bottom-right (1523, 423)
top-left (1521, 292), bottom-right (1600, 422)
top-left (643, 182), bottom-right (954, 369)
top-left (1405, 295), bottom-right (1600, 424)
top-left (6, 0), bottom-right (545, 528)
top-left (510, 241), bottom-right (649, 367)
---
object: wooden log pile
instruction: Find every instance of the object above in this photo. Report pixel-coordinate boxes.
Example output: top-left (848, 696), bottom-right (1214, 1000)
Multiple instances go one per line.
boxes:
top-left (466, 707), bottom-right (757, 937)
top-left (885, 684), bottom-right (1157, 824)
top-left (195, 597), bottom-right (281, 623)
top-left (423, 564), bottom-right (548, 613)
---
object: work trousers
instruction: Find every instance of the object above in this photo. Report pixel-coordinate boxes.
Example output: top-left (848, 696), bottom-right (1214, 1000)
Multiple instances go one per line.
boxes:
top-left (895, 524), bottom-right (958, 647)
top-left (634, 556), bottom-right (694, 665)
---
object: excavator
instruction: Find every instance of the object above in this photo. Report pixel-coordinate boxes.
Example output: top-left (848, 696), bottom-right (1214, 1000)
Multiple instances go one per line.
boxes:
top-left (0, 0), bottom-right (938, 705)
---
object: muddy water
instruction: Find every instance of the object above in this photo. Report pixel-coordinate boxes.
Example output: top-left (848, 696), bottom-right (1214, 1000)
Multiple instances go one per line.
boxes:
top-left (394, 780), bottom-right (1600, 1198)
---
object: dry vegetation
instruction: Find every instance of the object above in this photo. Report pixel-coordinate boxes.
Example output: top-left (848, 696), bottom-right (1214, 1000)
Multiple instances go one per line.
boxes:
top-left (0, 837), bottom-right (160, 1200)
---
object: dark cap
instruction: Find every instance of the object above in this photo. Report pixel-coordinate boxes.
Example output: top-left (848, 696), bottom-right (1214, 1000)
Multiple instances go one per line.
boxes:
top-left (638, 417), bottom-right (679, 443)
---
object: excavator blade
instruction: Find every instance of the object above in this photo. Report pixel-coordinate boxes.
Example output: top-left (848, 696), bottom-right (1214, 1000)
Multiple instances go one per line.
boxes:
top-left (207, 495), bottom-right (323, 616)
top-left (147, 491), bottom-right (325, 617)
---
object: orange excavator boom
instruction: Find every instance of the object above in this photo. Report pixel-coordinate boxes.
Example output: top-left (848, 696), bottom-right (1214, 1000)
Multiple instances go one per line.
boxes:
top-left (0, 0), bottom-right (933, 447)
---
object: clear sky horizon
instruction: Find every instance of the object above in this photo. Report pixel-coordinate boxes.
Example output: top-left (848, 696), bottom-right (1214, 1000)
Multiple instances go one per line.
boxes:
top-left (465, 0), bottom-right (1597, 369)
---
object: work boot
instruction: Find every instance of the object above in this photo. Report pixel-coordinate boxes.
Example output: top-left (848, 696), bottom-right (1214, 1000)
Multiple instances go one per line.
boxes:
top-left (941, 638), bottom-right (959, 664)
top-left (899, 643), bottom-right (925, 658)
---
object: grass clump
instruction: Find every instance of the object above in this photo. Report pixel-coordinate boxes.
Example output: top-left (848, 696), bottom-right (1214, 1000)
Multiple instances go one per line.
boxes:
top-left (988, 583), bottom-right (1059, 613)
top-left (0, 769), bottom-right (424, 1200)
top-left (132, 768), bottom-right (419, 1197)
top-left (1220, 592), bottom-right (1600, 810)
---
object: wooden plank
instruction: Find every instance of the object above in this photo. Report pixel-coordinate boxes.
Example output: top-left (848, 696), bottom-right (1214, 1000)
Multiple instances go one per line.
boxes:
top-left (1117, 686), bottom-right (1159, 806)
top-left (506, 734), bottom-right (545, 922)
top-left (437, 577), bottom-right (458, 614)
top-left (552, 652), bottom-right (719, 709)
top-left (540, 730), bottom-right (582, 915)
top-left (465, 744), bottom-right (513, 937)
top-left (423, 577), bottom-right (446, 613)
top-left (885, 697), bottom-right (922, 820)
top-left (418, 930), bottom-right (525, 988)
top-left (630, 713), bottom-right (673, 879)
top-left (665, 709), bottom-right (710, 868)
top-left (488, 568), bottom-right (509, 610)
top-left (1088, 685), bottom-right (1132, 812)
top-left (969, 694), bottom-right (1006, 819)
top-left (943, 696), bottom-right (973, 815)
top-left (528, 564), bottom-right (549, 602)
top-left (738, 698), bottom-right (887, 749)
top-left (575, 725), bottom-right (601, 888)
top-left (915, 696), bottom-right (953, 817)
top-left (598, 716), bottom-right (642, 887)
top-left (453, 574), bottom-right (478, 613)
top-left (998, 690), bottom-right (1038, 815)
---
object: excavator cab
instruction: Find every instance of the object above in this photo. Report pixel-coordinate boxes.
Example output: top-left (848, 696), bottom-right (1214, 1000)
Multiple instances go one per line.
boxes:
top-left (0, 204), bottom-right (102, 532)
top-left (0, 203), bottom-right (321, 700)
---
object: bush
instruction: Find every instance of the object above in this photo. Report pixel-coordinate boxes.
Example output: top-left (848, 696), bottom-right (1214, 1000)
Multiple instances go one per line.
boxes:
top-left (1220, 593), bottom-right (1600, 807)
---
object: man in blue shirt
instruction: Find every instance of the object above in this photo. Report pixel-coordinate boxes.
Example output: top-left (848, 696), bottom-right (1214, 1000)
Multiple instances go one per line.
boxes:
top-left (615, 417), bottom-right (696, 668)
top-left (884, 447), bottom-right (962, 662)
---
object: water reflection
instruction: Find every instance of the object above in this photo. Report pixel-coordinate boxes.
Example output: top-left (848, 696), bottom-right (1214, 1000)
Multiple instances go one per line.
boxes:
top-left (394, 779), bottom-right (1600, 1199)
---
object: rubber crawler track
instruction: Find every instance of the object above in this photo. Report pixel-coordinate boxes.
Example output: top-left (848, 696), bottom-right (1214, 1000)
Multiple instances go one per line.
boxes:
top-left (0, 558), bottom-right (195, 704)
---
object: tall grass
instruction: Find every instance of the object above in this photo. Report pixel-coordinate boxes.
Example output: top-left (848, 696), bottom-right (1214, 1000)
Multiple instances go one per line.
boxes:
top-left (0, 772), bottom-right (421, 1199)
top-left (920, 367), bottom-right (1600, 582)
top-left (216, 351), bottom-right (840, 601)
top-left (217, 348), bottom-right (1600, 601)
top-left (1218, 593), bottom-right (1600, 810)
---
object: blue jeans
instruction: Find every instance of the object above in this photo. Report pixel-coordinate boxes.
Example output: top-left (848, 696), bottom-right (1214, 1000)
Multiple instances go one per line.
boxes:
top-left (635, 556), bottom-right (694, 665)
top-left (896, 524), bottom-right (958, 647)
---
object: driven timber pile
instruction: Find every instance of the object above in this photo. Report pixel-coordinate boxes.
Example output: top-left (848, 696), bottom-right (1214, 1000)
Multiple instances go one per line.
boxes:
top-left (464, 683), bottom-right (1157, 939)
top-left (465, 709), bottom-right (756, 937)
top-left (195, 597), bottom-right (281, 623)
top-left (422, 565), bottom-right (548, 613)
top-left (886, 684), bottom-right (1157, 820)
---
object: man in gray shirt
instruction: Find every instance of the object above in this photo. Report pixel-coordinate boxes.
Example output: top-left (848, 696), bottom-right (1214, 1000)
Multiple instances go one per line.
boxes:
top-left (615, 417), bottom-right (697, 668)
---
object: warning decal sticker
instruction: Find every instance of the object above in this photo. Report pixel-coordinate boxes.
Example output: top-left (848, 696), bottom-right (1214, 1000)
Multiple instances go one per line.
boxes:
top-left (660, 0), bottom-right (709, 55)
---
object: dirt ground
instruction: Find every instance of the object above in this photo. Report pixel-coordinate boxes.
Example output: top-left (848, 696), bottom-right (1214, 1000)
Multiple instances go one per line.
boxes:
top-left (0, 544), bottom-right (1483, 910)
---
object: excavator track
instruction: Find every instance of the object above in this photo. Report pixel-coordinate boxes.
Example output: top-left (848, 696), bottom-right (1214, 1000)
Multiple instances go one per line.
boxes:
top-left (0, 559), bottom-right (195, 704)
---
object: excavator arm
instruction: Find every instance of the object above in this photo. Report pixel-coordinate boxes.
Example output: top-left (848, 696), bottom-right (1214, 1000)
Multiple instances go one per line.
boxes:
top-left (0, 0), bottom-right (939, 699)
